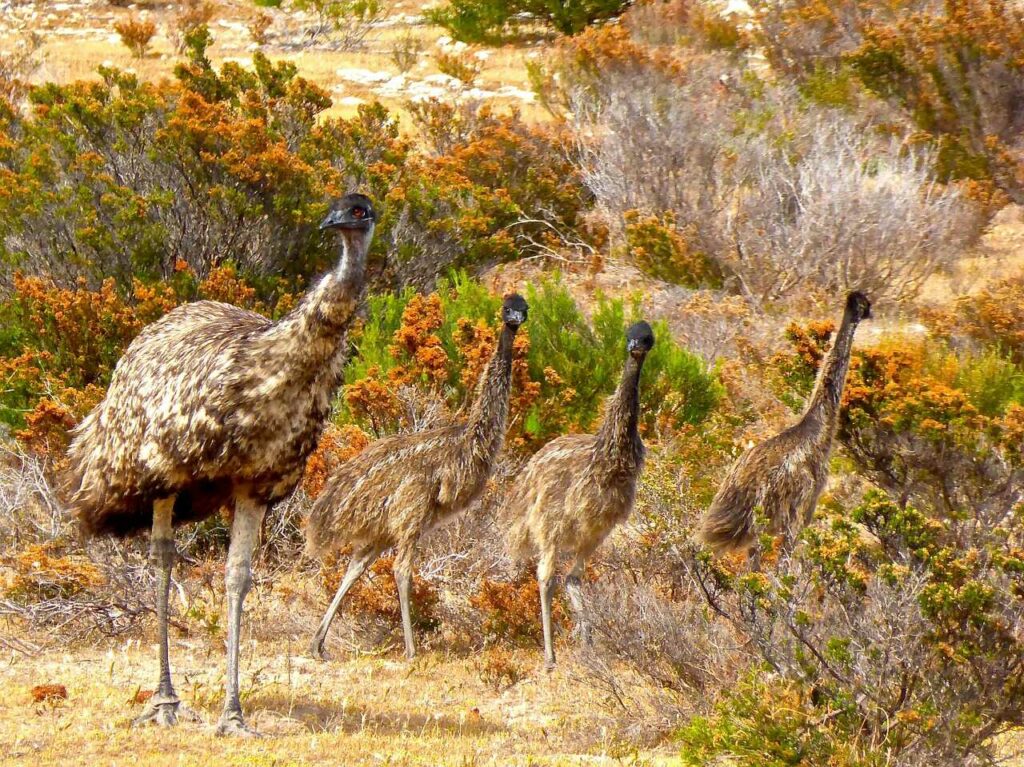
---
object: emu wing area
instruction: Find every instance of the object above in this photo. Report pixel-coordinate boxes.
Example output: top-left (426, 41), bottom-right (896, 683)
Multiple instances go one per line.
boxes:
top-left (66, 301), bottom-right (312, 537)
top-left (305, 424), bottom-right (467, 556)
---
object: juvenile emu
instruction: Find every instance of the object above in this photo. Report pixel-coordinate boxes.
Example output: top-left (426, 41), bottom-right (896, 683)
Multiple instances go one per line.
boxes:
top-left (507, 321), bottom-right (655, 669)
top-left (64, 193), bottom-right (376, 736)
top-left (698, 291), bottom-right (872, 561)
top-left (305, 294), bottom-right (529, 661)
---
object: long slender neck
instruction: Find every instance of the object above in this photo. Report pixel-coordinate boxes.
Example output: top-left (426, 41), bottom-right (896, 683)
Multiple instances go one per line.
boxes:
top-left (464, 323), bottom-right (516, 457)
top-left (257, 229), bottom-right (370, 367)
top-left (594, 353), bottom-right (644, 469)
top-left (802, 310), bottom-right (858, 433)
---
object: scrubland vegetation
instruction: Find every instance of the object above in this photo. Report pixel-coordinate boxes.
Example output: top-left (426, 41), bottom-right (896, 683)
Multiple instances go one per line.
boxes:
top-left (2, 0), bottom-right (1024, 764)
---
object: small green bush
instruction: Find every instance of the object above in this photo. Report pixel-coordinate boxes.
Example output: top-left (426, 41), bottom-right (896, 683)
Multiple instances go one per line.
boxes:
top-left (428, 0), bottom-right (630, 43)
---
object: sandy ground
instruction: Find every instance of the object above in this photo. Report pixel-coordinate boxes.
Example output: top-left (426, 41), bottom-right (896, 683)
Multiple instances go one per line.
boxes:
top-left (0, 626), bottom-right (675, 766)
top-left (0, 0), bottom-right (550, 123)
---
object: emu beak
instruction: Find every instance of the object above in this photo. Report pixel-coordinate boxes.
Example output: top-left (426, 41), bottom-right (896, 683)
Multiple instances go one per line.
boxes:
top-left (320, 210), bottom-right (374, 231)
top-left (628, 338), bottom-right (641, 353)
top-left (319, 210), bottom-right (346, 230)
top-left (506, 310), bottom-right (526, 325)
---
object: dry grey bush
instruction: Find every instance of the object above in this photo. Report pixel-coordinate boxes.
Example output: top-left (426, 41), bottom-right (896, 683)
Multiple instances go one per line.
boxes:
top-left (0, 32), bottom-right (42, 106)
top-left (0, 444), bottom-right (63, 548)
top-left (0, 446), bottom-right (156, 644)
top-left (0, 444), bottom-right (314, 648)
top-left (577, 575), bottom-right (746, 738)
top-left (571, 55), bottom-right (734, 260)
top-left (724, 118), bottom-right (980, 305)
top-left (571, 58), bottom-right (981, 307)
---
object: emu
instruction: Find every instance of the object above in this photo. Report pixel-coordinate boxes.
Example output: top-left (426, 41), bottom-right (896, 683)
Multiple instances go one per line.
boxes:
top-left (305, 294), bottom-right (529, 661)
top-left (64, 193), bottom-right (376, 736)
top-left (697, 291), bottom-right (872, 563)
top-left (507, 321), bottom-right (655, 669)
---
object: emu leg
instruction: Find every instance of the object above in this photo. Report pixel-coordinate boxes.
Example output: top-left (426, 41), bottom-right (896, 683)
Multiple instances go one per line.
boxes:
top-left (216, 496), bottom-right (265, 738)
top-left (393, 546), bottom-right (416, 660)
top-left (310, 545), bottom-right (381, 661)
top-left (538, 553), bottom-right (557, 670)
top-left (133, 497), bottom-right (183, 728)
top-left (564, 555), bottom-right (591, 648)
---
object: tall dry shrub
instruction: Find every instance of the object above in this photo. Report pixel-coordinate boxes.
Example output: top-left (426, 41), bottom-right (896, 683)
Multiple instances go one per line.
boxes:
top-left (550, 25), bottom-right (979, 306)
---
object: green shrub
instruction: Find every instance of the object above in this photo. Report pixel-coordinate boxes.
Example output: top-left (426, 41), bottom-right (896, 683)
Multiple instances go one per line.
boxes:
top-left (428, 0), bottom-right (630, 43)
top-left (621, 209), bottom-right (721, 288)
top-left (338, 272), bottom-right (721, 446)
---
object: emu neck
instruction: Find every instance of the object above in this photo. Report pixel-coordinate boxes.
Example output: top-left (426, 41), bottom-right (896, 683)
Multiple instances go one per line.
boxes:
top-left (257, 232), bottom-right (369, 370)
top-left (801, 312), bottom-right (857, 437)
top-left (594, 354), bottom-right (644, 474)
top-left (464, 324), bottom-right (516, 458)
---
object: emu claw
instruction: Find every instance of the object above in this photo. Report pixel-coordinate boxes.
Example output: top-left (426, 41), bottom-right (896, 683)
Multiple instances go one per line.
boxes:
top-left (309, 641), bottom-right (331, 662)
top-left (132, 695), bottom-right (200, 728)
top-left (215, 710), bottom-right (261, 738)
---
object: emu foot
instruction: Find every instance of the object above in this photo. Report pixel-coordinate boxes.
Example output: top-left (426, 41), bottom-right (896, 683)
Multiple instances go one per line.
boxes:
top-left (132, 695), bottom-right (200, 728)
top-left (215, 710), bottom-right (261, 738)
top-left (309, 639), bottom-right (331, 662)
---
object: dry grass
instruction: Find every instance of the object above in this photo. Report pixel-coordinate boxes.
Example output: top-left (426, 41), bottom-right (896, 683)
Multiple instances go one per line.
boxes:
top-left (0, 611), bottom-right (676, 766)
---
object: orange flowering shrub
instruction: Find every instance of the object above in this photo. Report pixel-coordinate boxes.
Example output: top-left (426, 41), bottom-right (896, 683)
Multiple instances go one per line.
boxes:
top-left (529, 24), bottom-right (684, 118)
top-left (924, 269), bottom-right (1024, 363)
top-left (301, 424), bottom-right (371, 499)
top-left (772, 324), bottom-right (1022, 516)
top-left (621, 210), bottom-right (721, 288)
top-left (469, 575), bottom-right (563, 647)
top-left (321, 555), bottom-right (439, 632)
top-left (114, 17), bottom-right (156, 59)
top-left (3, 542), bottom-right (103, 603)
top-left (756, 0), bottom-right (1024, 201)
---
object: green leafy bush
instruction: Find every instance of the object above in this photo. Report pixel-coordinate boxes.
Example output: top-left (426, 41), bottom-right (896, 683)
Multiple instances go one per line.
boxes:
top-left (338, 272), bottom-right (721, 447)
top-left (427, 0), bottom-right (631, 43)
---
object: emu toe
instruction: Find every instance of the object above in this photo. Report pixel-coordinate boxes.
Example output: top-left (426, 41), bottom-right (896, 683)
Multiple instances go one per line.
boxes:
top-left (215, 710), bottom-right (261, 738)
top-left (309, 638), bottom-right (331, 662)
top-left (132, 695), bottom-right (200, 728)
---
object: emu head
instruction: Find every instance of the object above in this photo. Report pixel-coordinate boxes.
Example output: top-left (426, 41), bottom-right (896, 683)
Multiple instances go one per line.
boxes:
top-left (502, 294), bottom-right (528, 330)
top-left (845, 291), bottom-right (872, 323)
top-left (627, 321), bottom-right (655, 358)
top-left (320, 193), bottom-right (376, 247)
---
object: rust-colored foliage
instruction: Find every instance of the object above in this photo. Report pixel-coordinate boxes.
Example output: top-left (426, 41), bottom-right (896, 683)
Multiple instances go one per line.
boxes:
top-left (4, 542), bottom-right (103, 604)
top-left (622, 209), bottom-right (721, 289)
top-left (302, 424), bottom-right (371, 499)
top-left (30, 684), bottom-right (68, 703)
top-left (114, 17), bottom-right (156, 59)
top-left (389, 294), bottom-right (449, 387)
top-left (321, 556), bottom-right (439, 632)
top-left (474, 646), bottom-right (525, 690)
top-left (924, 269), bottom-right (1024, 363)
top-left (470, 575), bottom-right (564, 647)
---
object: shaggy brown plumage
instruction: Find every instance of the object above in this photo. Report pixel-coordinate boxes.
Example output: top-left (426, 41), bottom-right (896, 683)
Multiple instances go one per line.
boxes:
top-left (305, 294), bottom-right (529, 661)
top-left (506, 321), bottom-right (655, 668)
top-left (697, 291), bottom-right (872, 560)
top-left (63, 192), bottom-right (376, 736)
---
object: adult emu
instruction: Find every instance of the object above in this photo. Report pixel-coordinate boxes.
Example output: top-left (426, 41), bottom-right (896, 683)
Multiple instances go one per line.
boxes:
top-left (305, 294), bottom-right (528, 661)
top-left (698, 291), bottom-right (872, 563)
top-left (507, 321), bottom-right (655, 669)
top-left (64, 193), bottom-right (376, 736)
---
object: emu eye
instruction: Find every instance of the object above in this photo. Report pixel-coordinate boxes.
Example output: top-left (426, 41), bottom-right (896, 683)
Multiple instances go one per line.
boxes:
top-left (352, 206), bottom-right (366, 219)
